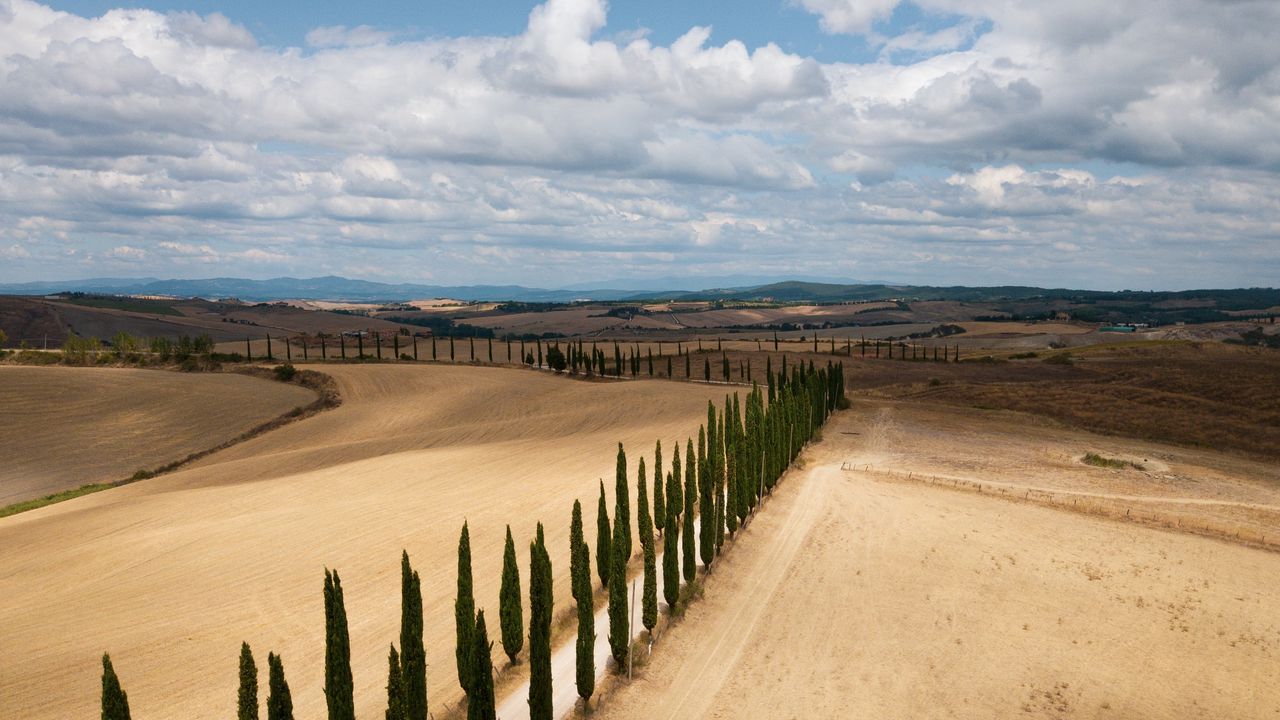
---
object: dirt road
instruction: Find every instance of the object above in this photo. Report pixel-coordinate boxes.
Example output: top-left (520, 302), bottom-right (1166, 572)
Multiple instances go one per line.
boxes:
top-left (593, 406), bottom-right (1280, 719)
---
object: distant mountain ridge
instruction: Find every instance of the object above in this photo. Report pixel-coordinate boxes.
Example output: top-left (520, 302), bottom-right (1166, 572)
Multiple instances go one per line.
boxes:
top-left (0, 275), bottom-right (1274, 306)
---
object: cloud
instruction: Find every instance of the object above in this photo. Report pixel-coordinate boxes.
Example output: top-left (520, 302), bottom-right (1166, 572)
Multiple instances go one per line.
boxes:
top-left (305, 25), bottom-right (393, 49)
top-left (0, 0), bottom-right (1276, 288)
top-left (795, 0), bottom-right (901, 35)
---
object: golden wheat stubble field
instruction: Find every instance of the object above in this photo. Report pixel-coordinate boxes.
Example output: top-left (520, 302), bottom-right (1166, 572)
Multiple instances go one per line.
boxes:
top-left (0, 363), bottom-right (724, 720)
top-left (0, 366), bottom-right (317, 505)
top-left (595, 403), bottom-right (1280, 720)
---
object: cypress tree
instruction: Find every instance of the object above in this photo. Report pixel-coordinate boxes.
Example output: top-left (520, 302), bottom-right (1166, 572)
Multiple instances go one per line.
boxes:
top-left (101, 653), bottom-right (131, 720)
top-left (641, 514), bottom-right (657, 636)
top-left (569, 505), bottom-right (585, 604)
top-left (685, 352), bottom-right (690, 378)
top-left (667, 355), bottom-right (672, 376)
top-left (596, 481), bottom-right (611, 589)
top-left (669, 442), bottom-right (683, 521)
top-left (324, 569), bottom-right (354, 720)
top-left (528, 525), bottom-right (553, 720)
top-left (607, 509), bottom-right (629, 669)
top-left (238, 642), bottom-right (259, 720)
top-left (500, 526), bottom-right (523, 664)
top-left (662, 483), bottom-right (680, 612)
top-left (266, 653), bottom-right (293, 720)
top-left (637, 457), bottom-right (651, 553)
top-left (715, 407), bottom-right (727, 552)
top-left (682, 438), bottom-right (696, 583)
top-left (450, 334), bottom-right (455, 361)
top-left (385, 646), bottom-right (405, 720)
top-left (574, 517), bottom-right (595, 706)
top-left (468, 611), bottom-right (495, 720)
top-left (704, 357), bottom-right (711, 381)
top-left (614, 443), bottom-right (631, 561)
top-left (698, 426), bottom-right (715, 570)
top-left (652, 440), bottom-right (666, 533)
top-left (456, 522), bottom-right (476, 698)
top-left (400, 552), bottom-right (426, 720)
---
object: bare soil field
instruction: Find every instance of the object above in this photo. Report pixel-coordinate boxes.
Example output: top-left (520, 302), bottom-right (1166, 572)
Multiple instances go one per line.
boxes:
top-left (0, 296), bottom-right (65, 347)
top-left (0, 364), bottom-right (723, 719)
top-left (956, 321), bottom-right (1092, 336)
top-left (594, 403), bottom-right (1280, 720)
top-left (0, 366), bottom-right (316, 505)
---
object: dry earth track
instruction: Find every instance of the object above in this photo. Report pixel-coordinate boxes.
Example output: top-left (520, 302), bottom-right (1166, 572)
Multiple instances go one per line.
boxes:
top-left (592, 405), bottom-right (1280, 719)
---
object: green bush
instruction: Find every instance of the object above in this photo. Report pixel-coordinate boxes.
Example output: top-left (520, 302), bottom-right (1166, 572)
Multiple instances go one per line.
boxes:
top-left (273, 363), bottom-right (297, 382)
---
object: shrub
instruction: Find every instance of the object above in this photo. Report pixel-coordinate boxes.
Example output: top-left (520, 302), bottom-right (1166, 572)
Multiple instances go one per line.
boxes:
top-left (273, 363), bottom-right (297, 382)
top-left (1082, 452), bottom-right (1144, 471)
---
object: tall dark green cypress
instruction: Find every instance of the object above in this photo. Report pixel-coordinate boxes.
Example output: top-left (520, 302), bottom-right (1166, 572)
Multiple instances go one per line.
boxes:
top-left (455, 522), bottom-right (476, 699)
top-left (715, 407), bottom-right (727, 553)
top-left (528, 524), bottom-right (553, 720)
top-left (596, 481), bottom-right (611, 589)
top-left (266, 653), bottom-right (293, 720)
top-left (238, 642), bottom-right (259, 720)
top-left (573, 518), bottom-right (595, 706)
top-left (324, 569), bottom-right (354, 720)
top-left (615, 443), bottom-right (631, 561)
top-left (652, 440), bottom-right (666, 533)
top-left (385, 646), bottom-right (405, 720)
top-left (682, 438), bottom-right (696, 583)
top-left (698, 425), bottom-right (715, 569)
top-left (641, 519), bottom-right (657, 636)
top-left (101, 653), bottom-right (131, 720)
top-left (662, 482), bottom-right (680, 612)
top-left (669, 442), bottom-right (683, 521)
top-left (637, 457), bottom-right (657, 634)
top-left (467, 611), bottom-right (496, 720)
top-left (500, 526), bottom-right (523, 664)
top-left (607, 507), bottom-right (629, 669)
top-left (636, 457), bottom-right (651, 553)
top-left (704, 357), bottom-right (711, 381)
top-left (400, 552), bottom-right (426, 720)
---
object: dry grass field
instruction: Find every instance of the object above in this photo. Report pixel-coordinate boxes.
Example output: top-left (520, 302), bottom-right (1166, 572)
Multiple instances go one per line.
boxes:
top-left (0, 364), bottom-right (723, 720)
top-left (0, 366), bottom-right (316, 505)
top-left (593, 403), bottom-right (1280, 720)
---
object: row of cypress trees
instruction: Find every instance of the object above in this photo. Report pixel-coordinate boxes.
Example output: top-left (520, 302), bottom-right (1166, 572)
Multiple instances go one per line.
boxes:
top-left (99, 359), bottom-right (844, 720)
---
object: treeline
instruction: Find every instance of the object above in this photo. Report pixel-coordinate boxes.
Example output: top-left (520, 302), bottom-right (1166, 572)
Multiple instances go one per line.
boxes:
top-left (98, 360), bottom-right (845, 720)
top-left (381, 315), bottom-right (495, 339)
top-left (48, 331), bottom-right (217, 366)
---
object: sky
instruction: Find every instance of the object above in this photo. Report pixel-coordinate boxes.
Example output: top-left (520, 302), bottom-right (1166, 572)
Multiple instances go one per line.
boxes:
top-left (0, 0), bottom-right (1277, 290)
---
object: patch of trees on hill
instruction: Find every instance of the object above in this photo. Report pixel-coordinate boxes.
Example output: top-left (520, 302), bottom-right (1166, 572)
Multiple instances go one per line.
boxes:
top-left (381, 315), bottom-right (494, 338)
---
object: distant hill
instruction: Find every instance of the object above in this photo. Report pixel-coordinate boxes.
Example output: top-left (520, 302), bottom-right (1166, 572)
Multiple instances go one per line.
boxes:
top-left (0, 276), bottom-right (1275, 311)
top-left (0, 276), bottom-right (630, 303)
